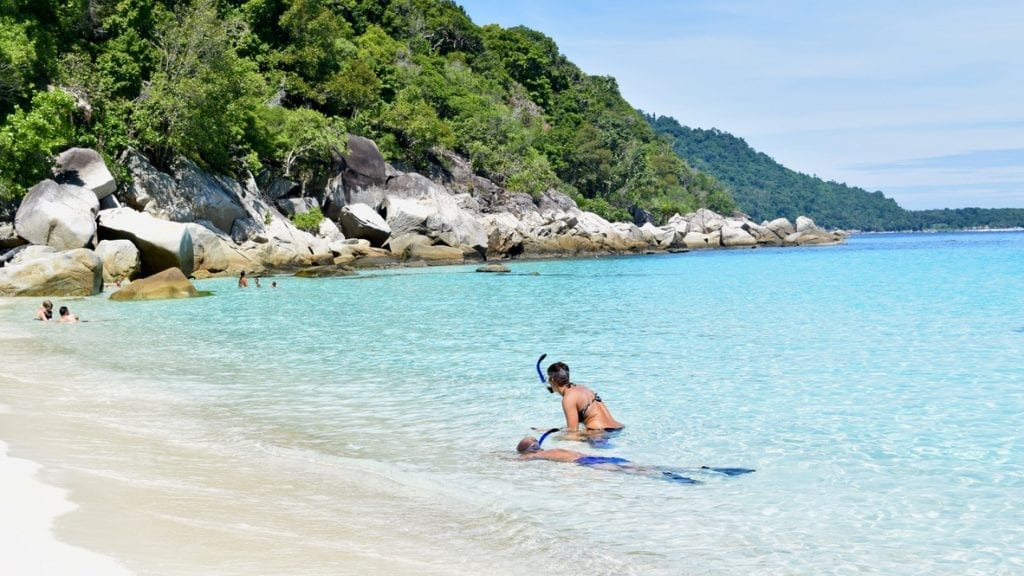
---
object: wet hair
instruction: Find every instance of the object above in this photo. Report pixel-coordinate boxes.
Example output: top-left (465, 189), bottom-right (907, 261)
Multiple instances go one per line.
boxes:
top-left (517, 436), bottom-right (540, 453)
top-left (59, 306), bottom-right (70, 317)
top-left (42, 300), bottom-right (53, 310)
top-left (547, 362), bottom-right (571, 386)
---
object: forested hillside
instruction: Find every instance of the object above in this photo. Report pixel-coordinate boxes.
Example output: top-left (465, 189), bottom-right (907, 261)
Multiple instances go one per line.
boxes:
top-left (647, 115), bottom-right (915, 231)
top-left (0, 0), bottom-right (736, 223)
top-left (648, 114), bottom-right (1024, 231)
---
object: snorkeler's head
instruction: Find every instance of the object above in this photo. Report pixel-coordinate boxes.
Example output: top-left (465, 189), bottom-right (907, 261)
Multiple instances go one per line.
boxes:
top-left (517, 436), bottom-right (541, 453)
top-left (547, 362), bottom-right (570, 387)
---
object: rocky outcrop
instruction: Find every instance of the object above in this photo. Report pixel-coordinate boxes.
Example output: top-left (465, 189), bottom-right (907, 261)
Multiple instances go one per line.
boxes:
top-left (0, 247), bottom-right (103, 296)
top-left (95, 239), bottom-right (141, 284)
top-left (108, 267), bottom-right (201, 301)
top-left (2, 139), bottom-right (849, 297)
top-left (14, 180), bottom-right (99, 250)
top-left (97, 208), bottom-right (195, 276)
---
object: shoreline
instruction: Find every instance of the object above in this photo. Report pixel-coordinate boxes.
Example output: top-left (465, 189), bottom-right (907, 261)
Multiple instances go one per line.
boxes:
top-left (0, 303), bottom-right (130, 574)
top-left (0, 437), bottom-right (131, 576)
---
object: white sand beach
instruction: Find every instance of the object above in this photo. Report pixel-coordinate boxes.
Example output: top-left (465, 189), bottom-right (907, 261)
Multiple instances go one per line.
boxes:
top-left (0, 437), bottom-right (131, 576)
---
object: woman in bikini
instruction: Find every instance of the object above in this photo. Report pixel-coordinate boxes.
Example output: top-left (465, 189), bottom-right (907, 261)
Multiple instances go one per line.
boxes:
top-left (546, 361), bottom-right (623, 434)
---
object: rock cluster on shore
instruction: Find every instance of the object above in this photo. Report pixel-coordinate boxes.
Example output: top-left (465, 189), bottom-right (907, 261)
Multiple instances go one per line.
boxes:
top-left (0, 138), bottom-right (846, 297)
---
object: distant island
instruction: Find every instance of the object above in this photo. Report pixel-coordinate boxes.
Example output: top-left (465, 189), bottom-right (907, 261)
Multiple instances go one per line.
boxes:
top-left (648, 115), bottom-right (1024, 231)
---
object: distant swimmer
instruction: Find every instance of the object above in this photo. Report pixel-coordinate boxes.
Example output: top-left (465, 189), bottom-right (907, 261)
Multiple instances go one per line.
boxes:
top-left (238, 270), bottom-right (249, 288)
top-left (516, 434), bottom-right (754, 485)
top-left (57, 305), bottom-right (79, 323)
top-left (545, 361), bottom-right (623, 435)
top-left (35, 300), bottom-right (53, 321)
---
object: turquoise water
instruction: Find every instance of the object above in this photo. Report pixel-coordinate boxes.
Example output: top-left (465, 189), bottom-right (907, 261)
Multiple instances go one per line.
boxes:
top-left (2, 231), bottom-right (1023, 575)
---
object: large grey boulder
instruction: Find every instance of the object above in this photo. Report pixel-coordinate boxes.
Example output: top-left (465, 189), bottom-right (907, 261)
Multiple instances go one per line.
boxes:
top-left (683, 230), bottom-right (722, 249)
top-left (97, 208), bottom-right (194, 276)
top-left (95, 239), bottom-right (141, 283)
top-left (765, 217), bottom-right (796, 240)
top-left (174, 159), bottom-right (249, 233)
top-left (0, 247), bottom-right (103, 296)
top-left (339, 203), bottom-right (390, 247)
top-left (383, 173), bottom-right (488, 255)
top-left (14, 180), bottom-right (99, 250)
top-left (120, 149), bottom-right (171, 211)
top-left (120, 151), bottom-right (248, 234)
top-left (185, 223), bottom-right (231, 273)
top-left (52, 148), bottom-right (116, 200)
top-left (687, 208), bottom-right (726, 234)
top-left (720, 222), bottom-right (758, 247)
top-left (796, 215), bottom-right (820, 233)
top-left (323, 134), bottom-right (388, 218)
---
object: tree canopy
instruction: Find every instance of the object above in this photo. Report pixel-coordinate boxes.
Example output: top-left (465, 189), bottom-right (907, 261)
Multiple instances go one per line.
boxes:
top-left (0, 0), bottom-right (734, 223)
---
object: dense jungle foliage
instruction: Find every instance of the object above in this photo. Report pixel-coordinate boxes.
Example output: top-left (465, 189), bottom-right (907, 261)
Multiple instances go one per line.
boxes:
top-left (0, 0), bottom-right (737, 223)
top-left (649, 115), bottom-right (1024, 231)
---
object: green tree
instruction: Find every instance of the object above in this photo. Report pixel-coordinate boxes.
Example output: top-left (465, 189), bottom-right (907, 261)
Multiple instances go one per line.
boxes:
top-left (0, 88), bottom-right (78, 203)
top-left (132, 0), bottom-right (267, 171)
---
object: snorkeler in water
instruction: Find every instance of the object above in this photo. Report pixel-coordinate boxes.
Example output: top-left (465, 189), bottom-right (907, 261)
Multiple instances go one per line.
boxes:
top-left (515, 434), bottom-right (754, 485)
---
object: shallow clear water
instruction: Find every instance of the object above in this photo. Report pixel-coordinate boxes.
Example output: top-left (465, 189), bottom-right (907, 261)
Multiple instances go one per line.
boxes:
top-left (2, 231), bottom-right (1023, 575)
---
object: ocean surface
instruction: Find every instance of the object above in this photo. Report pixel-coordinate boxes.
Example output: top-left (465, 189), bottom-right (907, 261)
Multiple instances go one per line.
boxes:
top-left (1, 231), bottom-right (1023, 575)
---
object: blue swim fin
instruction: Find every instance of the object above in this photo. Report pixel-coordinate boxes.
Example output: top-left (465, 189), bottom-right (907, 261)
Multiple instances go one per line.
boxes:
top-left (700, 466), bottom-right (756, 476)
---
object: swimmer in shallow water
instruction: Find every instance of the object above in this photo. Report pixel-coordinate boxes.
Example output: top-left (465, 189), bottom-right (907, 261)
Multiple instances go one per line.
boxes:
top-left (545, 361), bottom-right (623, 437)
top-left (515, 435), bottom-right (754, 485)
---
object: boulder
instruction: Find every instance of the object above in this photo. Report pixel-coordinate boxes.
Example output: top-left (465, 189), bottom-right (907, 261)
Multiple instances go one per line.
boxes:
top-left (480, 213), bottom-right (525, 257)
top-left (120, 151), bottom-right (248, 234)
top-left (0, 247), bottom-right (103, 296)
top-left (386, 232), bottom-right (433, 258)
top-left (687, 208), bottom-right (725, 234)
top-left (97, 208), bottom-right (194, 276)
top-left (666, 213), bottom-right (691, 236)
top-left (682, 230), bottom-right (722, 249)
top-left (120, 149), bottom-right (170, 211)
top-left (784, 230), bottom-right (843, 246)
top-left (383, 173), bottom-right (489, 256)
top-left (720, 222), bottom-right (758, 247)
top-left (339, 203), bottom-right (390, 247)
top-left (14, 180), bottom-right (99, 250)
top-left (796, 215), bottom-right (820, 233)
top-left (292, 264), bottom-right (357, 278)
top-left (108, 267), bottom-right (200, 301)
top-left (174, 159), bottom-right (249, 233)
top-left (185, 223), bottom-right (231, 273)
top-left (764, 217), bottom-right (796, 240)
top-left (322, 135), bottom-right (388, 218)
top-left (52, 148), bottom-right (117, 200)
top-left (95, 239), bottom-right (141, 283)
top-left (406, 243), bottom-right (465, 265)
top-left (476, 263), bottom-right (511, 273)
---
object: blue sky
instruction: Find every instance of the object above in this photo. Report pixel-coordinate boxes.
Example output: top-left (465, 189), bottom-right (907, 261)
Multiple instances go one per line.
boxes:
top-left (456, 0), bottom-right (1024, 210)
